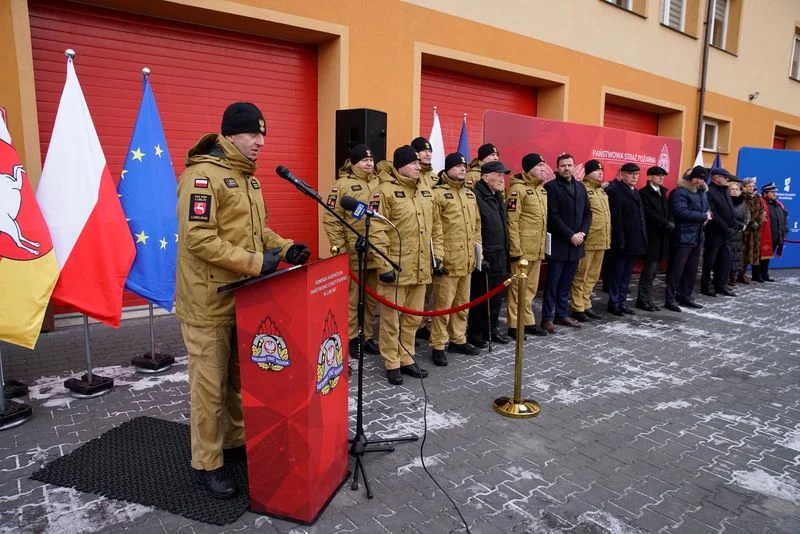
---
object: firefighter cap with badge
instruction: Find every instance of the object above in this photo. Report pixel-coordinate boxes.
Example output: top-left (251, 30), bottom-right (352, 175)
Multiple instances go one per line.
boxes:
top-left (221, 102), bottom-right (266, 136)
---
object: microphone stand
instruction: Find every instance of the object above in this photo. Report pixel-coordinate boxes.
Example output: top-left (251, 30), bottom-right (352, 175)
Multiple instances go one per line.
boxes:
top-left (277, 170), bottom-right (417, 499)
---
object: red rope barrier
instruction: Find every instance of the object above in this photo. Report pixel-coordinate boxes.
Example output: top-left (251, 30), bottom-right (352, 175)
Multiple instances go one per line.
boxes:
top-left (785, 239), bottom-right (800, 244)
top-left (348, 271), bottom-right (512, 317)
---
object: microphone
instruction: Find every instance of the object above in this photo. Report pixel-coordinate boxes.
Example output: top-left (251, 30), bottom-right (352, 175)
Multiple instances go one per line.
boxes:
top-left (275, 165), bottom-right (321, 200)
top-left (340, 195), bottom-right (388, 222)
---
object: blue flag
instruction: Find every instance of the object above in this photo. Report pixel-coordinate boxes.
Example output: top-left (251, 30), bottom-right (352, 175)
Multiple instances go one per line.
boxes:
top-left (707, 150), bottom-right (722, 183)
top-left (117, 77), bottom-right (178, 311)
top-left (457, 115), bottom-right (471, 161)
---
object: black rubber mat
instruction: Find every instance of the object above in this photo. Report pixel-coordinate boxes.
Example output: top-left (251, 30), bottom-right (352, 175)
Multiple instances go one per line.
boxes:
top-left (30, 416), bottom-right (249, 525)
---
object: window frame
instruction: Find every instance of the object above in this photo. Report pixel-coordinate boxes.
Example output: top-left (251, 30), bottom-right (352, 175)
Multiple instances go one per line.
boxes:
top-left (701, 119), bottom-right (720, 152)
top-left (791, 33), bottom-right (800, 81)
top-left (662, 0), bottom-right (686, 32)
top-left (710, 0), bottom-right (730, 49)
top-left (607, 0), bottom-right (633, 10)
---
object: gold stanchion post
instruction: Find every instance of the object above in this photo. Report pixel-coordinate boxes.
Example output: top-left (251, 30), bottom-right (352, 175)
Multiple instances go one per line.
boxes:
top-left (493, 259), bottom-right (541, 419)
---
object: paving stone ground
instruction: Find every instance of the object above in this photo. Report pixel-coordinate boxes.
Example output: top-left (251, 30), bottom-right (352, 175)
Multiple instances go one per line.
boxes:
top-left (2, 271), bottom-right (800, 533)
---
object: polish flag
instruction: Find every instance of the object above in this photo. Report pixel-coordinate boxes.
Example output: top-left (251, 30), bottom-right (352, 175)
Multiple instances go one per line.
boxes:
top-left (36, 54), bottom-right (135, 327)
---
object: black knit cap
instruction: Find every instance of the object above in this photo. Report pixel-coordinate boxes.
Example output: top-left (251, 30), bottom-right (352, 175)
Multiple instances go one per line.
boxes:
top-left (620, 162), bottom-right (640, 173)
top-left (221, 102), bottom-right (266, 136)
top-left (646, 166), bottom-right (667, 176)
top-left (481, 161), bottom-right (510, 175)
top-left (411, 137), bottom-right (432, 152)
top-left (393, 145), bottom-right (420, 170)
top-left (445, 152), bottom-right (467, 172)
top-left (478, 143), bottom-right (499, 160)
top-left (522, 153), bottom-right (545, 173)
top-left (584, 159), bottom-right (603, 176)
top-left (689, 165), bottom-right (708, 179)
top-left (350, 144), bottom-right (373, 164)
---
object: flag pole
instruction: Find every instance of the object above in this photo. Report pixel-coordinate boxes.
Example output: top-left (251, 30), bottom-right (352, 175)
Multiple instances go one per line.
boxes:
top-left (64, 314), bottom-right (113, 398)
top-left (128, 66), bottom-right (175, 374)
top-left (0, 345), bottom-right (34, 431)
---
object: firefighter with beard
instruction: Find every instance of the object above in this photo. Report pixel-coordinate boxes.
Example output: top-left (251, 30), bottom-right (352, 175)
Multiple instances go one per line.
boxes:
top-left (429, 152), bottom-right (483, 366)
top-left (371, 145), bottom-right (441, 385)
top-left (322, 144), bottom-right (380, 357)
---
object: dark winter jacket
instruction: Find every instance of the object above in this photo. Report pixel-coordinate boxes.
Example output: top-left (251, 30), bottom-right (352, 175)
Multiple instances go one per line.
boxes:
top-left (473, 178), bottom-right (510, 277)
top-left (670, 178), bottom-right (709, 248)
top-left (705, 181), bottom-right (737, 246)
top-left (607, 179), bottom-right (648, 256)
top-left (544, 174), bottom-right (592, 262)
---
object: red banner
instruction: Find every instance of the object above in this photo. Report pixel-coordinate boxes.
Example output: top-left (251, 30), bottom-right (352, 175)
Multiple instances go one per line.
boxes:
top-left (484, 111), bottom-right (683, 189)
top-left (233, 255), bottom-right (349, 523)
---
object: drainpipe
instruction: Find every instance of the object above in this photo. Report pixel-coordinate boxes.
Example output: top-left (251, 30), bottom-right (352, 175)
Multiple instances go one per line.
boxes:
top-left (695, 0), bottom-right (715, 155)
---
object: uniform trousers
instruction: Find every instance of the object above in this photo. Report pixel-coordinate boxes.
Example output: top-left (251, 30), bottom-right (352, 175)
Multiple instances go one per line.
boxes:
top-left (348, 267), bottom-right (378, 341)
top-left (506, 259), bottom-right (542, 327)
top-left (430, 274), bottom-right (471, 349)
top-left (181, 322), bottom-right (244, 471)
top-left (570, 250), bottom-right (605, 312)
top-left (541, 259), bottom-right (580, 321)
top-left (378, 282), bottom-right (425, 370)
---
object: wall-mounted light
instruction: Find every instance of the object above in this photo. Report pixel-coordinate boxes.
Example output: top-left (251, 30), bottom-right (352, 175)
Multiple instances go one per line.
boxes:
top-left (748, 91), bottom-right (760, 101)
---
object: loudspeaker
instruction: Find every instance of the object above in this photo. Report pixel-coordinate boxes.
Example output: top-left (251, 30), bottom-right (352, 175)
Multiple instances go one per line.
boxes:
top-left (335, 108), bottom-right (387, 176)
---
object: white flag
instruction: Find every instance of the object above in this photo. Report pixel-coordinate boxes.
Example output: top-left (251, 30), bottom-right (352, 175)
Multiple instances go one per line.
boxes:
top-left (429, 109), bottom-right (446, 173)
top-left (693, 149), bottom-right (704, 168)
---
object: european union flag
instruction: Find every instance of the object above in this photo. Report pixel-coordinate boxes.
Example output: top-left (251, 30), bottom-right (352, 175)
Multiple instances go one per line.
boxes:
top-left (457, 114), bottom-right (471, 161)
top-left (117, 76), bottom-right (177, 311)
top-left (707, 150), bottom-right (722, 184)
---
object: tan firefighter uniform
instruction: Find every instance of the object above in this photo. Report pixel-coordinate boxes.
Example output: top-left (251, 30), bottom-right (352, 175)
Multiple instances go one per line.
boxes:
top-left (465, 158), bottom-right (482, 188)
top-left (570, 179), bottom-right (611, 312)
top-left (371, 166), bottom-right (440, 370)
top-left (506, 172), bottom-right (548, 327)
top-left (419, 163), bottom-right (439, 189)
top-left (176, 134), bottom-right (293, 471)
top-left (322, 161), bottom-right (380, 341)
top-left (430, 170), bottom-right (482, 349)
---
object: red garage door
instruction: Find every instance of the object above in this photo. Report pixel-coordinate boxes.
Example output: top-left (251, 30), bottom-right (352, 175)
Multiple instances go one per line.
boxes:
top-left (774, 136), bottom-right (787, 149)
top-left (420, 66), bottom-right (537, 159)
top-left (29, 0), bottom-right (318, 313)
top-left (603, 103), bottom-right (658, 135)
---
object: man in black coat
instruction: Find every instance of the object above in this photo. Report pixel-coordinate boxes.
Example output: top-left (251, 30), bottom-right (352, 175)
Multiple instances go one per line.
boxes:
top-left (605, 163), bottom-right (648, 315)
top-left (636, 166), bottom-right (673, 311)
top-left (541, 153), bottom-right (592, 332)
top-left (701, 168), bottom-right (737, 297)
top-left (467, 161), bottom-right (512, 347)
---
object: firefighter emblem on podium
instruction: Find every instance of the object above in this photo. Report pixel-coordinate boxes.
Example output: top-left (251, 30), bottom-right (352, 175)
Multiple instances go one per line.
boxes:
top-left (251, 317), bottom-right (289, 371)
top-left (316, 310), bottom-right (344, 395)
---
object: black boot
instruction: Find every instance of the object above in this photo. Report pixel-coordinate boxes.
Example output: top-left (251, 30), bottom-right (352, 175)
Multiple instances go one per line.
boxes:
top-left (431, 349), bottom-right (448, 366)
top-left (194, 466), bottom-right (237, 499)
top-left (751, 265), bottom-right (764, 282)
top-left (761, 260), bottom-right (775, 282)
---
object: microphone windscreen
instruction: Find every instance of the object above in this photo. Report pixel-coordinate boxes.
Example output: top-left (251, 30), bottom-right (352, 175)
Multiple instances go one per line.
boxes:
top-left (339, 195), bottom-right (358, 211)
top-left (275, 165), bottom-right (290, 178)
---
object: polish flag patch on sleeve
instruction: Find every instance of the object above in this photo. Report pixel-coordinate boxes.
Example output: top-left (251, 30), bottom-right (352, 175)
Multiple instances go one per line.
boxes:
top-left (194, 178), bottom-right (209, 188)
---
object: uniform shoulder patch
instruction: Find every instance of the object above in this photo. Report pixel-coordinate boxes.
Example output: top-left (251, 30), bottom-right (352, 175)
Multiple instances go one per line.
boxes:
top-left (466, 180), bottom-right (474, 188)
top-left (369, 197), bottom-right (381, 212)
top-left (444, 192), bottom-right (454, 199)
top-left (224, 177), bottom-right (239, 188)
top-left (351, 184), bottom-right (363, 192)
top-left (194, 178), bottom-right (208, 188)
top-left (526, 189), bottom-right (534, 195)
top-left (372, 191), bottom-right (381, 199)
top-left (511, 190), bottom-right (518, 196)
top-left (465, 192), bottom-right (475, 199)
top-left (507, 198), bottom-right (517, 212)
top-left (331, 187), bottom-right (339, 193)
top-left (421, 190), bottom-right (432, 197)
top-left (326, 193), bottom-right (338, 208)
top-left (394, 190), bottom-right (406, 198)
top-left (250, 179), bottom-right (261, 189)
top-left (189, 193), bottom-right (211, 222)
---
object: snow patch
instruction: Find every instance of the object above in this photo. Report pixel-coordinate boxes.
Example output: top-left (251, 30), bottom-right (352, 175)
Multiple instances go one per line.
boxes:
top-left (730, 469), bottom-right (800, 504)
top-left (778, 429), bottom-right (800, 452)
top-left (654, 400), bottom-right (693, 411)
top-left (397, 454), bottom-right (445, 475)
top-left (576, 510), bottom-right (645, 534)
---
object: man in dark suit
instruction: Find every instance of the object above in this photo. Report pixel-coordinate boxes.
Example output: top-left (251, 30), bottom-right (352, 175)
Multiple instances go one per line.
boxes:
top-left (541, 153), bottom-right (592, 332)
top-left (701, 168), bottom-right (737, 297)
top-left (605, 163), bottom-right (648, 316)
top-left (636, 166), bottom-right (673, 311)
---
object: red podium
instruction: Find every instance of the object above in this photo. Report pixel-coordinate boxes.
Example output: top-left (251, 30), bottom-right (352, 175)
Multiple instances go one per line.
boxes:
top-left (222, 255), bottom-right (350, 524)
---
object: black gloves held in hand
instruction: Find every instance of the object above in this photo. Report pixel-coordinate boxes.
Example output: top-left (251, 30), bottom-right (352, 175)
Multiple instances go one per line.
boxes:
top-left (432, 258), bottom-right (448, 276)
top-left (509, 256), bottom-right (521, 263)
top-left (379, 270), bottom-right (396, 283)
top-left (285, 243), bottom-right (311, 265)
top-left (481, 260), bottom-right (491, 271)
top-left (261, 247), bottom-right (282, 275)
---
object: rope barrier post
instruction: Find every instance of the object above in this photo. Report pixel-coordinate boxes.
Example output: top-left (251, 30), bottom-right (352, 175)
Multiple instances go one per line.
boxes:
top-left (493, 259), bottom-right (540, 419)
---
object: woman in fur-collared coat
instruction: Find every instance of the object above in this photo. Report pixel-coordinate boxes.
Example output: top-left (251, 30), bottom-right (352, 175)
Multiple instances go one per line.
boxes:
top-left (740, 178), bottom-right (764, 282)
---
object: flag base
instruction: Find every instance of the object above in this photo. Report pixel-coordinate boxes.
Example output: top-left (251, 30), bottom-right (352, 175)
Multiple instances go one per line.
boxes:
top-left (0, 400), bottom-right (33, 431)
top-left (131, 352), bottom-right (175, 374)
top-left (4, 380), bottom-right (29, 399)
top-left (65, 374), bottom-right (114, 399)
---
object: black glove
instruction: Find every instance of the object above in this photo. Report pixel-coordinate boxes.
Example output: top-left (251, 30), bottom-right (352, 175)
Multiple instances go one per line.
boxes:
top-left (432, 258), bottom-right (448, 276)
top-left (261, 247), bottom-right (282, 275)
top-left (481, 260), bottom-right (491, 271)
top-left (285, 243), bottom-right (311, 265)
top-left (509, 256), bottom-right (521, 263)
top-left (666, 222), bottom-right (676, 232)
top-left (379, 270), bottom-right (396, 283)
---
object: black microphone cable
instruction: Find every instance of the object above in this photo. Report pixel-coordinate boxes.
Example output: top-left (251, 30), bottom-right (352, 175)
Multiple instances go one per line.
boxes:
top-left (390, 224), bottom-right (472, 534)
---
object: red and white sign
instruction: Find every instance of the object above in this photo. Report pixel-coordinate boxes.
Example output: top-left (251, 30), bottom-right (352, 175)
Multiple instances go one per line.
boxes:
top-left (484, 111), bottom-right (683, 190)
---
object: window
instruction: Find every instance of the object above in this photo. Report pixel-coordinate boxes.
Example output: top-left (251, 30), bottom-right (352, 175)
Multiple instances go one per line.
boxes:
top-left (710, 0), bottom-right (729, 48)
top-left (701, 120), bottom-right (719, 151)
top-left (791, 31), bottom-right (800, 81)
top-left (606, 0), bottom-right (633, 8)
top-left (662, 0), bottom-right (686, 32)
